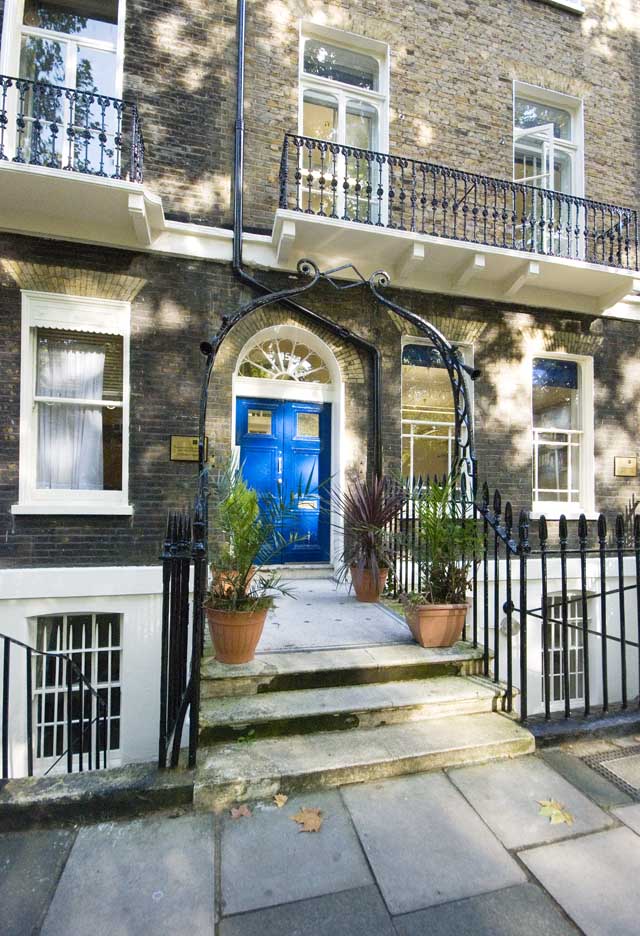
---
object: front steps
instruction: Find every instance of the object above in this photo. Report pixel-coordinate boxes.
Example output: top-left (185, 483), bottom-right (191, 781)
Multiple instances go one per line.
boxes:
top-left (195, 644), bottom-right (534, 811)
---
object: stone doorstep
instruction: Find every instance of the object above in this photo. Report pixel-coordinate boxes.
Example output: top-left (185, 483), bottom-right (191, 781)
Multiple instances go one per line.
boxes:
top-left (201, 642), bottom-right (487, 699)
top-left (194, 711), bottom-right (535, 811)
top-left (199, 675), bottom-right (504, 743)
top-left (0, 762), bottom-right (194, 830)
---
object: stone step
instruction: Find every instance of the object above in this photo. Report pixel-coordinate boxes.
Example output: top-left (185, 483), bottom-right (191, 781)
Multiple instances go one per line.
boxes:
top-left (201, 642), bottom-right (485, 699)
top-left (199, 675), bottom-right (502, 743)
top-left (194, 712), bottom-right (534, 811)
top-left (262, 563), bottom-right (336, 580)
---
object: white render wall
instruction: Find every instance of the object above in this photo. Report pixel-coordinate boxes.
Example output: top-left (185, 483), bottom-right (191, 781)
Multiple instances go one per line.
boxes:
top-left (0, 565), bottom-right (170, 777)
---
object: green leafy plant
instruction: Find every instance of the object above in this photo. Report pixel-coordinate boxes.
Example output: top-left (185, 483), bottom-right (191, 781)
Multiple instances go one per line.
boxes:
top-left (206, 462), bottom-right (297, 612)
top-left (404, 473), bottom-right (481, 605)
top-left (331, 474), bottom-right (406, 582)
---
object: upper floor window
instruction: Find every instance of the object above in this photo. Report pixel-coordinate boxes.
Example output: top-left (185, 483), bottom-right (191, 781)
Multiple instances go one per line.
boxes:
top-left (20, 1), bottom-right (121, 96)
top-left (531, 355), bottom-right (593, 514)
top-left (401, 342), bottom-right (472, 482)
top-left (13, 292), bottom-right (131, 515)
top-left (513, 83), bottom-right (583, 198)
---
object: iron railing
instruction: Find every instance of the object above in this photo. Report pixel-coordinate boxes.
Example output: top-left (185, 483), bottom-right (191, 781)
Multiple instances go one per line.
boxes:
top-left (158, 479), bottom-right (207, 770)
top-left (0, 631), bottom-right (108, 779)
top-left (279, 133), bottom-right (639, 270)
top-left (0, 75), bottom-right (144, 181)
top-left (387, 477), bottom-right (640, 723)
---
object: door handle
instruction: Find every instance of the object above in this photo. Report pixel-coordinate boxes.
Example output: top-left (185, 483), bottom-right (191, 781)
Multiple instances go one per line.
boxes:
top-left (277, 455), bottom-right (283, 475)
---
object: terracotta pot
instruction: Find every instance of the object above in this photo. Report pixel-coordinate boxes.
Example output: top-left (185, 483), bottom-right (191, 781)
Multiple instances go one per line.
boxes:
top-left (205, 605), bottom-right (267, 664)
top-left (350, 566), bottom-right (388, 602)
top-left (404, 603), bottom-right (468, 648)
top-left (210, 566), bottom-right (256, 598)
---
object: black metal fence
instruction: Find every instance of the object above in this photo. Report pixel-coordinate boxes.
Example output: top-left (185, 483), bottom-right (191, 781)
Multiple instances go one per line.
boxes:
top-left (0, 632), bottom-right (108, 779)
top-left (0, 75), bottom-right (144, 181)
top-left (158, 485), bottom-right (207, 769)
top-left (386, 478), bottom-right (640, 723)
top-left (279, 133), bottom-right (639, 271)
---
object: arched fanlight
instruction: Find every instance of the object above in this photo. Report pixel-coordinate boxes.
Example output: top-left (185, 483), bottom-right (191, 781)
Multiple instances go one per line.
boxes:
top-left (237, 337), bottom-right (332, 384)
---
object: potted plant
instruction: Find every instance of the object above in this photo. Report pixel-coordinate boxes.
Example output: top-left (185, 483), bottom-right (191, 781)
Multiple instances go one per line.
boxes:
top-left (333, 474), bottom-right (406, 602)
top-left (401, 474), bottom-right (479, 647)
top-left (206, 468), bottom-right (294, 664)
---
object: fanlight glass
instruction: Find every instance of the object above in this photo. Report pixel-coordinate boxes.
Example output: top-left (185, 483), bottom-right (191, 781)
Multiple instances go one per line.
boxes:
top-left (238, 338), bottom-right (332, 384)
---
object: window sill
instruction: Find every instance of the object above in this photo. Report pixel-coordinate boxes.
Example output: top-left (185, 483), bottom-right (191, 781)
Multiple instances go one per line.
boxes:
top-left (536, 0), bottom-right (584, 13)
top-left (530, 508), bottom-right (599, 521)
top-left (11, 503), bottom-right (134, 516)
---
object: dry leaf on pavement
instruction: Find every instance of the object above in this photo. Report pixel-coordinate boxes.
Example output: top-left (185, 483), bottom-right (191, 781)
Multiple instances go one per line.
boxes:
top-left (230, 804), bottom-right (252, 819)
top-left (290, 806), bottom-right (323, 832)
top-left (538, 799), bottom-right (574, 825)
top-left (273, 794), bottom-right (289, 808)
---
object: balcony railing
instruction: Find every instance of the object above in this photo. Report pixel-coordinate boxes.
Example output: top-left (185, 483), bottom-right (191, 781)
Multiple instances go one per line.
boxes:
top-left (0, 75), bottom-right (144, 182)
top-left (279, 133), bottom-right (639, 271)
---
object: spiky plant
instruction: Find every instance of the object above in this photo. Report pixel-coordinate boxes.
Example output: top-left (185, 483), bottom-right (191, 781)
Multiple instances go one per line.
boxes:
top-left (332, 474), bottom-right (406, 582)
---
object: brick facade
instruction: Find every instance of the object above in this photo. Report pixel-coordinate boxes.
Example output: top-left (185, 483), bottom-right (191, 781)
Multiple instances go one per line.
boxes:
top-left (0, 1), bottom-right (639, 568)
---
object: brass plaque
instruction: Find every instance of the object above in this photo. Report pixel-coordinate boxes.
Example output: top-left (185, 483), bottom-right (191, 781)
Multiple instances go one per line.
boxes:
top-left (170, 436), bottom-right (207, 462)
top-left (614, 456), bottom-right (637, 478)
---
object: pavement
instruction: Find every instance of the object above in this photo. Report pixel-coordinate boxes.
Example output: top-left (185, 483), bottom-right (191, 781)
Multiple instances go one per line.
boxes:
top-left (3, 738), bottom-right (640, 935)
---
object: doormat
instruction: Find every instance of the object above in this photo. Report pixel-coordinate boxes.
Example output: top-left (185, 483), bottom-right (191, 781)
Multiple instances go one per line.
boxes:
top-left (582, 744), bottom-right (640, 800)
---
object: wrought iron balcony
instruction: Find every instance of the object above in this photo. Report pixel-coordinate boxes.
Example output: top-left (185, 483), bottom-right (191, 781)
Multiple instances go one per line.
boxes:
top-left (279, 133), bottom-right (638, 272)
top-left (0, 75), bottom-right (144, 182)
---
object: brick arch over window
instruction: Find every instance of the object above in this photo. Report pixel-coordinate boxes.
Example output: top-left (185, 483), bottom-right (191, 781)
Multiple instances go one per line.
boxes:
top-left (214, 307), bottom-right (366, 383)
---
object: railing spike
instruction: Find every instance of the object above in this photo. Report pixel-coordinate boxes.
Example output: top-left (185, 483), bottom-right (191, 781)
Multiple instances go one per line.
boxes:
top-left (538, 515), bottom-right (548, 544)
top-left (634, 513), bottom-right (640, 545)
top-left (493, 488), bottom-right (502, 516)
top-left (616, 513), bottom-right (625, 543)
top-left (559, 515), bottom-right (568, 543)
top-left (504, 501), bottom-right (513, 531)
top-left (482, 481), bottom-right (489, 508)
top-left (578, 513), bottom-right (588, 542)
top-left (598, 513), bottom-right (607, 542)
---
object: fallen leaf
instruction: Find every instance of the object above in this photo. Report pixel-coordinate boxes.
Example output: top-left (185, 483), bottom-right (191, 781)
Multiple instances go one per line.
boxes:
top-left (273, 794), bottom-right (288, 808)
top-left (538, 799), bottom-right (574, 826)
top-left (290, 806), bottom-right (323, 832)
top-left (230, 804), bottom-right (252, 819)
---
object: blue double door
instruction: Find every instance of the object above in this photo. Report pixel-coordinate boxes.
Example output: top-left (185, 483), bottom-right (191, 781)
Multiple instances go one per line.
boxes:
top-left (236, 397), bottom-right (332, 563)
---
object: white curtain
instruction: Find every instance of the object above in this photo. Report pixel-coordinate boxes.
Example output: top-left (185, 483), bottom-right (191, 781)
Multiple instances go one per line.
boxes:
top-left (36, 337), bottom-right (105, 490)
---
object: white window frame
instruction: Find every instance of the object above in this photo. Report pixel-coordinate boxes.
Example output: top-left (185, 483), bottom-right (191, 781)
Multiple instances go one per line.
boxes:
top-left (530, 351), bottom-right (595, 520)
top-left (0, 0), bottom-right (126, 96)
top-left (31, 610), bottom-right (122, 774)
top-left (536, 1), bottom-right (585, 13)
top-left (12, 290), bottom-right (132, 516)
top-left (542, 593), bottom-right (587, 712)
top-left (401, 336), bottom-right (474, 482)
top-left (513, 81), bottom-right (584, 199)
top-left (298, 22), bottom-right (390, 156)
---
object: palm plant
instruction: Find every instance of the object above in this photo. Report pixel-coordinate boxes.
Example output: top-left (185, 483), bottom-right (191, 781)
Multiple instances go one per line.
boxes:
top-left (405, 473), bottom-right (480, 605)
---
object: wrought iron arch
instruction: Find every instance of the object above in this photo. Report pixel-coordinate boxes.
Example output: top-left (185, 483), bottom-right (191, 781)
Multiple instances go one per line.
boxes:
top-left (196, 258), bottom-right (478, 497)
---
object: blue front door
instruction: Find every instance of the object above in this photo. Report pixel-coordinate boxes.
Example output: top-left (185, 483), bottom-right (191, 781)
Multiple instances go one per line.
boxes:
top-left (236, 397), bottom-right (332, 563)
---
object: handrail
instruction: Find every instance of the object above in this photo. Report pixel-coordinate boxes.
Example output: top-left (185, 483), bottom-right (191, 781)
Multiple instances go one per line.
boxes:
top-left (0, 74), bottom-right (144, 181)
top-left (1, 630), bottom-right (108, 779)
top-left (280, 132), bottom-right (639, 271)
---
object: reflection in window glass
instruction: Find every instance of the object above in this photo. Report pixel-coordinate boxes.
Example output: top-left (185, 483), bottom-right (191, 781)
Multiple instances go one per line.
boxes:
top-left (401, 344), bottom-right (456, 481)
top-left (297, 412), bottom-right (320, 438)
top-left (542, 596), bottom-right (585, 704)
top-left (532, 358), bottom-right (582, 504)
top-left (23, 1), bottom-right (118, 44)
top-left (247, 410), bottom-right (273, 435)
top-left (514, 98), bottom-right (572, 140)
top-left (303, 39), bottom-right (378, 90)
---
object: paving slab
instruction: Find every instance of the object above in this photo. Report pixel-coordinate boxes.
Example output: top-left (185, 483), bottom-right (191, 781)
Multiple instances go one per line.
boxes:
top-left (0, 827), bottom-right (76, 936)
top-left (520, 827), bottom-right (640, 936)
top-left (448, 755), bottom-right (613, 849)
top-left (40, 814), bottom-right (214, 936)
top-left (221, 789), bottom-right (372, 915)
top-left (219, 885), bottom-right (396, 936)
top-left (393, 883), bottom-right (580, 936)
top-left (258, 579), bottom-right (412, 650)
top-left (341, 772), bottom-right (525, 915)
top-left (539, 748), bottom-right (633, 807)
top-left (612, 803), bottom-right (640, 835)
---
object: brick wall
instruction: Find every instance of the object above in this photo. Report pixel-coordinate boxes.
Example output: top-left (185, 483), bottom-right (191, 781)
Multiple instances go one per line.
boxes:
top-left (1, 233), bottom-right (639, 568)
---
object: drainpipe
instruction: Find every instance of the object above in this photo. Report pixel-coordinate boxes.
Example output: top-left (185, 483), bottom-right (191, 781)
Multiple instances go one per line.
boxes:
top-left (231, 0), bottom-right (383, 476)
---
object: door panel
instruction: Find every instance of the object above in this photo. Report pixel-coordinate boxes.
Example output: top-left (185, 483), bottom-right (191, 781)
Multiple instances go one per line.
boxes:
top-left (236, 397), bottom-right (331, 563)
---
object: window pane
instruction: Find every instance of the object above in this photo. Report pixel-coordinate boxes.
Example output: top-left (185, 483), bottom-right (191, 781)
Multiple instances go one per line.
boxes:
top-left (247, 409), bottom-right (273, 435)
top-left (532, 358), bottom-right (579, 429)
top-left (515, 97), bottom-right (572, 140)
top-left (19, 35), bottom-right (66, 85)
top-left (346, 100), bottom-right (377, 149)
top-left (36, 331), bottom-right (123, 400)
top-left (304, 39), bottom-right (378, 90)
top-left (297, 412), bottom-right (320, 438)
top-left (23, 1), bottom-right (118, 44)
top-left (303, 91), bottom-right (338, 141)
top-left (401, 344), bottom-right (455, 481)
